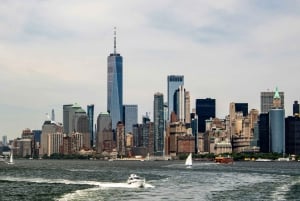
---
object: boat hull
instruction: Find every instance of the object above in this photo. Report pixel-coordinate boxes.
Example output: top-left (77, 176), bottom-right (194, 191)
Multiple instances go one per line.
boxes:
top-left (215, 157), bottom-right (234, 164)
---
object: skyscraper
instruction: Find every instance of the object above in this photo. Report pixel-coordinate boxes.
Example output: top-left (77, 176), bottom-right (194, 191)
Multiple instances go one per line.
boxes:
top-left (167, 75), bottom-right (184, 121)
top-left (285, 116), bottom-right (300, 155)
top-left (261, 89), bottom-right (284, 113)
top-left (96, 112), bottom-right (113, 153)
top-left (154, 92), bottom-right (164, 156)
top-left (235, 103), bottom-right (248, 116)
top-left (196, 98), bottom-right (216, 133)
top-left (87, 104), bottom-right (94, 147)
top-left (293, 101), bottom-right (299, 116)
top-left (123, 105), bottom-right (138, 134)
top-left (107, 28), bottom-right (123, 129)
top-left (269, 87), bottom-right (285, 153)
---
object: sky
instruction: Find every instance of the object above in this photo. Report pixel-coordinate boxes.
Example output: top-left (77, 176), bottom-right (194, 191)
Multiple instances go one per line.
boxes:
top-left (1, 0), bottom-right (300, 140)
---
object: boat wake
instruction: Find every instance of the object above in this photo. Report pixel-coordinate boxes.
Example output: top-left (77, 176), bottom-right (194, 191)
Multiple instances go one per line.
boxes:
top-left (0, 176), bottom-right (154, 189)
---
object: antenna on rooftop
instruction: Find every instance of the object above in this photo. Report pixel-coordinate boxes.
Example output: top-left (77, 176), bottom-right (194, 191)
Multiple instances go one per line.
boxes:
top-left (114, 27), bottom-right (117, 54)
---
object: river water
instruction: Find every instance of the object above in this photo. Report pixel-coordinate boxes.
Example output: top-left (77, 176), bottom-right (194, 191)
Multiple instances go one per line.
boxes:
top-left (0, 159), bottom-right (299, 200)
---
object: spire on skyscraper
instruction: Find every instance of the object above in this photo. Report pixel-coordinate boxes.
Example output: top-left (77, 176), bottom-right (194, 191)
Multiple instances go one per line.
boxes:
top-left (274, 86), bottom-right (281, 99)
top-left (114, 27), bottom-right (117, 54)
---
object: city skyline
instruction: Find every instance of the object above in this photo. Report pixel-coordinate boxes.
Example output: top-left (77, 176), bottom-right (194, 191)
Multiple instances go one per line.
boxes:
top-left (1, 1), bottom-right (300, 139)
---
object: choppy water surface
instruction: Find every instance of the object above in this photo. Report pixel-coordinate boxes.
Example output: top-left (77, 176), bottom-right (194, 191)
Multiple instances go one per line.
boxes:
top-left (0, 160), bottom-right (300, 200)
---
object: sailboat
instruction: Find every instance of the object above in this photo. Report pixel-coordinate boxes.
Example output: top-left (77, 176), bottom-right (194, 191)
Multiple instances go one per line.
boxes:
top-left (185, 153), bottom-right (192, 168)
top-left (7, 152), bottom-right (14, 165)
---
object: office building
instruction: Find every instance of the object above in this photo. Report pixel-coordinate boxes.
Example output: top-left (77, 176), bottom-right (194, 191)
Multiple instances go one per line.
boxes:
top-left (293, 101), bottom-right (299, 116)
top-left (261, 89), bottom-right (284, 113)
top-left (96, 112), bottom-right (113, 153)
top-left (196, 98), bottom-right (216, 133)
top-left (167, 75), bottom-right (184, 121)
top-left (235, 103), bottom-right (248, 116)
top-left (269, 87), bottom-right (285, 153)
top-left (285, 116), bottom-right (300, 155)
top-left (40, 120), bottom-right (63, 157)
top-left (116, 121), bottom-right (125, 156)
top-left (87, 104), bottom-right (94, 147)
top-left (258, 113), bottom-right (270, 153)
top-left (123, 105), bottom-right (138, 134)
top-left (2, 136), bottom-right (7, 146)
top-left (154, 92), bottom-right (164, 155)
top-left (107, 28), bottom-right (123, 129)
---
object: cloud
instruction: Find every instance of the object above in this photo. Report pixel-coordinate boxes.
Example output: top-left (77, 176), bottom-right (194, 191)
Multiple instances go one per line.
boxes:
top-left (0, 1), bottom-right (300, 139)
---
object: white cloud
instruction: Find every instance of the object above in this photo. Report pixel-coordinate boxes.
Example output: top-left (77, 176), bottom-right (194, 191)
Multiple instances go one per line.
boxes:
top-left (1, 1), bottom-right (300, 139)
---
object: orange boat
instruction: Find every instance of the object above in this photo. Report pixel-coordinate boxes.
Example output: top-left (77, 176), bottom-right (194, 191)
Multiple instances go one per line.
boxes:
top-left (215, 156), bottom-right (234, 164)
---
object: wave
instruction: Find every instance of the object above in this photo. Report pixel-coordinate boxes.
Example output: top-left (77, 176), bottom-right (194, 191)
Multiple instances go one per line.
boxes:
top-left (0, 175), bottom-right (154, 189)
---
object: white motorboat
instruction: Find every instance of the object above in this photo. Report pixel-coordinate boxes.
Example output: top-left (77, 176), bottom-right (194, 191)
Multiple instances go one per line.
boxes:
top-left (127, 174), bottom-right (145, 188)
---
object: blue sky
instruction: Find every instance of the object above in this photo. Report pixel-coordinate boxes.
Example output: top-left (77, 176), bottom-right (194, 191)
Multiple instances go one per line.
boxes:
top-left (1, 1), bottom-right (300, 139)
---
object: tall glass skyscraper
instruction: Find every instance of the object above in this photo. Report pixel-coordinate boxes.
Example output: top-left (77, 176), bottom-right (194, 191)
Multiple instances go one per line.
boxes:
top-left (269, 87), bottom-right (285, 153)
top-left (154, 92), bottom-right (164, 156)
top-left (196, 98), bottom-right (216, 133)
top-left (123, 105), bottom-right (138, 134)
top-left (107, 28), bottom-right (123, 129)
top-left (87, 104), bottom-right (94, 147)
top-left (167, 75), bottom-right (184, 121)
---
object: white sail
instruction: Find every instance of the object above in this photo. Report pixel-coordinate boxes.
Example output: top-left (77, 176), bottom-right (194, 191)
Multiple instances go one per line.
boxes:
top-left (7, 152), bottom-right (14, 164)
top-left (185, 153), bottom-right (192, 167)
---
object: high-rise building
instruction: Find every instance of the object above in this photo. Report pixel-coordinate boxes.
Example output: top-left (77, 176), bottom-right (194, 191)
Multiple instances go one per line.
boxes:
top-left (40, 120), bottom-right (63, 157)
top-left (63, 104), bottom-right (73, 134)
top-left (173, 86), bottom-right (190, 123)
top-left (235, 103), bottom-right (248, 116)
top-left (258, 113), bottom-right (270, 153)
top-left (196, 98), bottom-right (216, 133)
top-left (293, 101), bottom-right (299, 116)
top-left (116, 121), bottom-right (125, 156)
top-left (167, 75), bottom-right (184, 121)
top-left (154, 92), bottom-right (164, 156)
top-left (2, 136), bottom-right (7, 146)
top-left (269, 87), bottom-right (285, 153)
top-left (63, 103), bottom-right (87, 135)
top-left (285, 116), bottom-right (300, 155)
top-left (261, 89), bottom-right (284, 113)
top-left (51, 109), bottom-right (55, 121)
top-left (107, 28), bottom-right (123, 129)
top-left (87, 104), bottom-right (94, 147)
top-left (96, 112), bottom-right (113, 153)
top-left (123, 105), bottom-right (138, 134)
top-left (191, 112), bottom-right (198, 153)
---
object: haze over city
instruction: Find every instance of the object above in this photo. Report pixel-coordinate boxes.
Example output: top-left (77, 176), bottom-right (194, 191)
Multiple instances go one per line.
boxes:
top-left (1, 1), bottom-right (299, 139)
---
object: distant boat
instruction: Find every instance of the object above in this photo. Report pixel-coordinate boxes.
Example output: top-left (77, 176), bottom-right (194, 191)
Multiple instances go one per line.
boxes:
top-left (185, 153), bottom-right (192, 168)
top-left (255, 158), bottom-right (272, 162)
top-left (277, 157), bottom-right (290, 162)
top-left (6, 152), bottom-right (14, 165)
top-left (215, 156), bottom-right (234, 164)
top-left (127, 174), bottom-right (145, 188)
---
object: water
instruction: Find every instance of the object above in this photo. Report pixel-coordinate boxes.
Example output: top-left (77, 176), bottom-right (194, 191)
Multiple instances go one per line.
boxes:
top-left (0, 160), bottom-right (300, 200)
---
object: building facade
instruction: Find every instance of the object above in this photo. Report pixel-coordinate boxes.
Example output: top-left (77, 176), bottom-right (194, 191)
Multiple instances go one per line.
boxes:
top-left (167, 75), bottom-right (184, 121)
top-left (285, 116), bottom-right (300, 155)
top-left (96, 112), bottom-right (113, 154)
top-left (269, 88), bottom-right (285, 153)
top-left (154, 92), bottom-right (165, 156)
top-left (107, 29), bottom-right (123, 129)
top-left (196, 98), bottom-right (216, 133)
top-left (87, 104), bottom-right (94, 147)
top-left (123, 105), bottom-right (138, 134)
top-left (261, 90), bottom-right (284, 114)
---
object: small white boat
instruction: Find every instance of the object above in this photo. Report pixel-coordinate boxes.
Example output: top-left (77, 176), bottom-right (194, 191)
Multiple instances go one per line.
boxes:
top-left (127, 174), bottom-right (145, 188)
top-left (255, 158), bottom-right (272, 162)
top-left (185, 153), bottom-right (192, 168)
